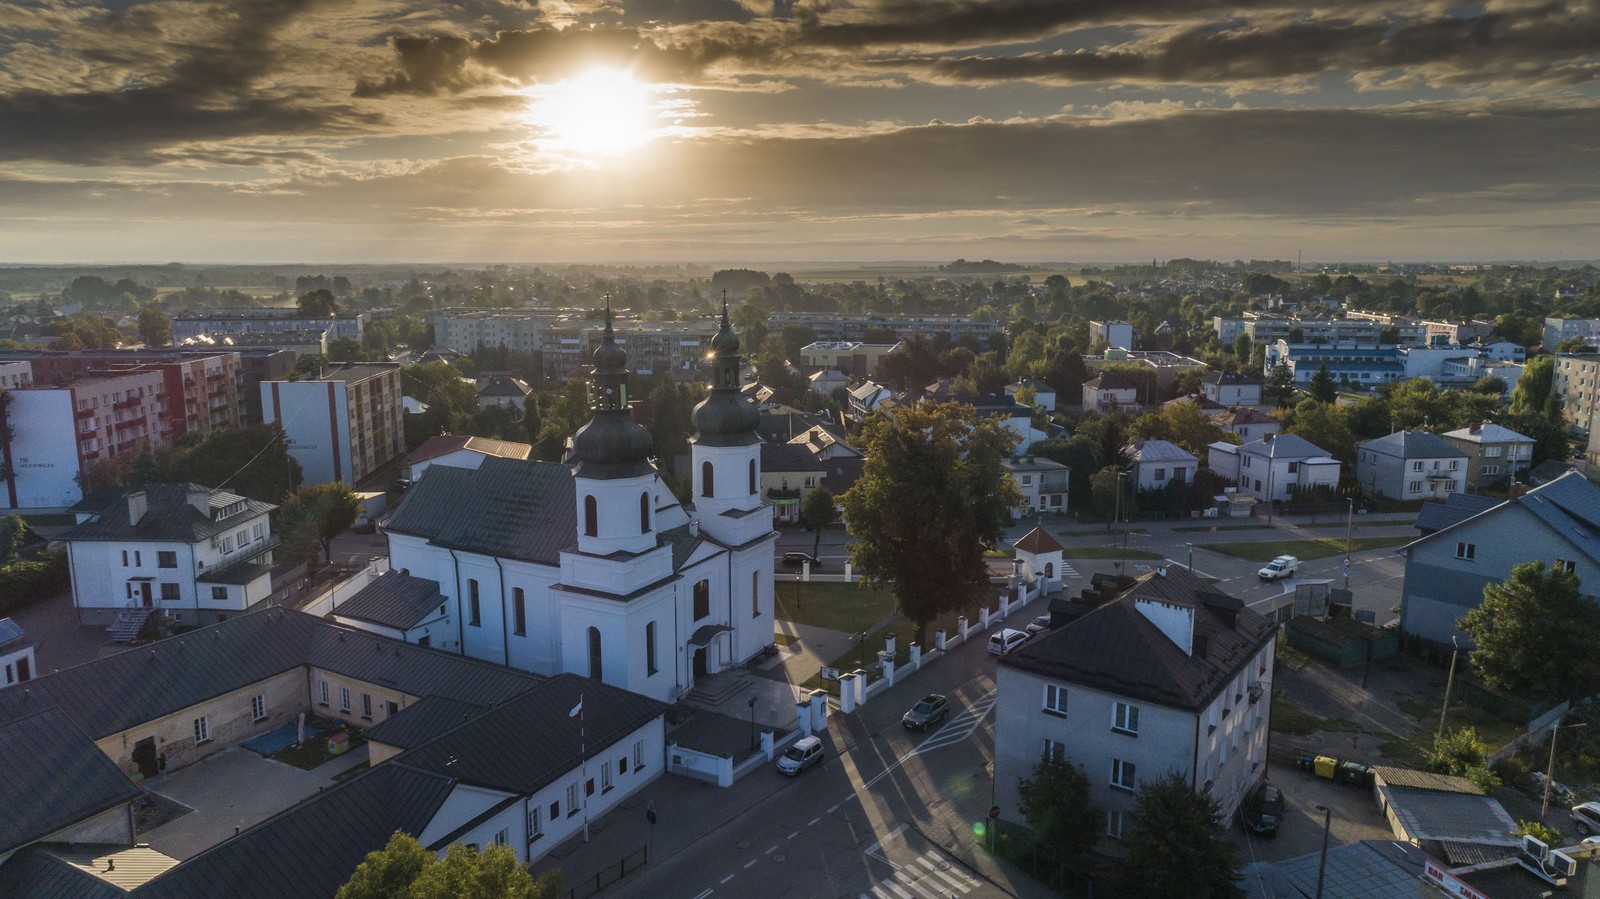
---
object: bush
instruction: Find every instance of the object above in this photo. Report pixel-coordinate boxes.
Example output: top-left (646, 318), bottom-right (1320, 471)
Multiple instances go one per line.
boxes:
top-left (1493, 755), bottom-right (1534, 791)
top-left (0, 549), bottom-right (69, 616)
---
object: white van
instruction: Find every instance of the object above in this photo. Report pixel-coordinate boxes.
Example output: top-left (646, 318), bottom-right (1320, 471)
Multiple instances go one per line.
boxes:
top-left (988, 628), bottom-right (1029, 656)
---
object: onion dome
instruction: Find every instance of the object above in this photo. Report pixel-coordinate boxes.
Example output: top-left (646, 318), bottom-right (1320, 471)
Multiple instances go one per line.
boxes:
top-left (692, 298), bottom-right (761, 447)
top-left (572, 301), bottom-right (656, 478)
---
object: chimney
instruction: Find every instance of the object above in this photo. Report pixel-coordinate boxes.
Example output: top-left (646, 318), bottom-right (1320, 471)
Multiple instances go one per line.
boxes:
top-left (1263, 433), bottom-right (1274, 444)
top-left (186, 486), bottom-right (211, 518)
top-left (1469, 420), bottom-right (1481, 434)
top-left (1133, 596), bottom-right (1195, 656)
top-left (127, 491), bottom-right (148, 527)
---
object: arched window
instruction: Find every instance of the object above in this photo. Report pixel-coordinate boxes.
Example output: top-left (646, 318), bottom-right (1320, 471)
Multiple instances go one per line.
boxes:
top-left (748, 459), bottom-right (756, 495)
top-left (693, 579), bottom-right (710, 621)
top-left (751, 570), bottom-right (760, 618)
top-left (640, 492), bottom-right (650, 534)
top-left (702, 461), bottom-right (714, 497)
top-left (584, 495), bottom-right (597, 537)
top-left (645, 621), bottom-right (658, 676)
top-left (1044, 562), bottom-right (1054, 579)
top-left (588, 627), bottom-right (603, 680)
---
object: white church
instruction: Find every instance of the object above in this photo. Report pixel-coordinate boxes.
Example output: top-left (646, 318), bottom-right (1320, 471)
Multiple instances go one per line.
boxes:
top-left (336, 306), bottom-right (777, 703)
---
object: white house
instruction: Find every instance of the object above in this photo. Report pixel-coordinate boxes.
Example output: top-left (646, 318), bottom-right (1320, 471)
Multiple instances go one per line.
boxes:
top-left (847, 379), bottom-right (897, 424)
top-left (1006, 378), bottom-right (1058, 413)
top-left (1201, 371), bottom-right (1262, 407)
top-left (1211, 407), bottom-right (1280, 443)
top-left (1208, 433), bottom-right (1342, 503)
top-left (1127, 439), bottom-right (1198, 491)
top-left (994, 566), bottom-right (1276, 842)
top-left (402, 434), bottom-right (534, 482)
top-left (1357, 430), bottom-right (1468, 500)
top-left (360, 305), bottom-right (776, 704)
top-left (1082, 372), bottom-right (1139, 413)
top-left (1004, 456), bottom-right (1071, 515)
top-left (0, 618), bottom-right (33, 689)
top-left (475, 374), bottom-right (532, 411)
top-left (62, 483), bottom-right (278, 628)
top-left (808, 368), bottom-right (850, 397)
top-left (1091, 320), bottom-right (1135, 350)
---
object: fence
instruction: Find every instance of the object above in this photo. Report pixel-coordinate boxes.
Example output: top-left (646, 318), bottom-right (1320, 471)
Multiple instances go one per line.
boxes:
top-left (564, 845), bottom-right (648, 899)
top-left (986, 818), bottom-right (1098, 898)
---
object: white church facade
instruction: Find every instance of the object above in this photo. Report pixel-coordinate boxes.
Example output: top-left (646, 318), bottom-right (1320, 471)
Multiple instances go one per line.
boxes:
top-left (353, 306), bottom-right (777, 703)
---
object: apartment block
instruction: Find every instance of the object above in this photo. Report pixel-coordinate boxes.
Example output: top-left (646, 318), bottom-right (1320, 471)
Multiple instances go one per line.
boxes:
top-left (262, 363), bottom-right (404, 485)
top-left (1545, 318), bottom-right (1600, 350)
top-left (2, 347), bottom-right (291, 426)
top-left (766, 312), bottom-right (1000, 344)
top-left (172, 307), bottom-right (366, 343)
top-left (799, 341), bottom-right (901, 379)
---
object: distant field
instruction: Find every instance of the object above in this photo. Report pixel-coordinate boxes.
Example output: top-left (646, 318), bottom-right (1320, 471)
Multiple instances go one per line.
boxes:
top-left (788, 266), bottom-right (1083, 284)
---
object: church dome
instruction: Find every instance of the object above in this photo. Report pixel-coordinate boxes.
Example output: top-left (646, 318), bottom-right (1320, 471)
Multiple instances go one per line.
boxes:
top-left (572, 409), bottom-right (655, 477)
top-left (692, 391), bottom-right (760, 445)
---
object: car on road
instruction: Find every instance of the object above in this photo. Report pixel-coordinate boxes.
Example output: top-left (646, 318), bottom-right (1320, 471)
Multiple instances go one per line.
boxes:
top-left (1572, 801), bottom-right (1600, 834)
top-left (1258, 555), bottom-right (1299, 581)
top-left (1024, 614), bottom-right (1053, 636)
top-left (777, 735), bottom-right (825, 775)
top-left (988, 628), bottom-right (1029, 655)
top-left (782, 551), bottom-right (820, 568)
top-left (1240, 781), bottom-right (1285, 836)
top-left (392, 478), bottom-right (414, 492)
top-left (902, 694), bottom-right (949, 731)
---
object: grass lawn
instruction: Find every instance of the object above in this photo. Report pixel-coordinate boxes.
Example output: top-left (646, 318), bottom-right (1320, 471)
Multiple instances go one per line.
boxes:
top-left (273, 731), bottom-right (364, 770)
top-left (1170, 524), bottom-right (1276, 533)
top-left (774, 581), bottom-right (898, 634)
top-left (1059, 547), bottom-right (1164, 560)
top-left (1195, 535), bottom-right (1413, 562)
top-left (1271, 695), bottom-right (1363, 736)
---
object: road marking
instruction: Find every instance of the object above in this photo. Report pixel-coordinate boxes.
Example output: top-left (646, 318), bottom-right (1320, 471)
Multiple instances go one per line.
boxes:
top-left (808, 817), bottom-right (820, 826)
top-left (828, 804), bottom-right (840, 813)
top-left (862, 845), bottom-right (982, 898)
top-left (691, 891), bottom-right (713, 899)
top-left (863, 823), bottom-right (909, 858)
top-left (719, 874), bottom-right (735, 884)
top-left (891, 870), bottom-right (939, 898)
top-left (743, 859), bottom-right (758, 869)
top-left (787, 831), bottom-right (799, 840)
top-left (765, 845), bottom-right (777, 854)
top-left (880, 881), bottom-right (915, 899)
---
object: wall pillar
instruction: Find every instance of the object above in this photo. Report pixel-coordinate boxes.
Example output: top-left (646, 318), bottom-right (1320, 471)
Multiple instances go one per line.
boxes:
top-left (958, 616), bottom-right (969, 639)
top-left (852, 669), bottom-right (867, 707)
top-left (884, 635), bottom-right (896, 657)
top-left (809, 689), bottom-right (829, 732)
top-left (760, 730), bottom-right (775, 761)
top-left (838, 673), bottom-right (857, 714)
top-left (935, 629), bottom-right (947, 650)
top-left (877, 651), bottom-right (894, 687)
top-left (796, 699), bottom-right (813, 735)
top-left (910, 643), bottom-right (922, 670)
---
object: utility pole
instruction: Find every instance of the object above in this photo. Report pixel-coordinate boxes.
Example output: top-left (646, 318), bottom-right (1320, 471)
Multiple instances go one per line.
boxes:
top-left (1437, 636), bottom-right (1460, 740)
top-left (1543, 721), bottom-right (1587, 819)
top-left (1314, 805), bottom-right (1333, 899)
top-left (1343, 497), bottom-right (1354, 590)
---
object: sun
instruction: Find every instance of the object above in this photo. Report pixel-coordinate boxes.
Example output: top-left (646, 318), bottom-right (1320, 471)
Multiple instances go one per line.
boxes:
top-left (526, 69), bottom-right (658, 157)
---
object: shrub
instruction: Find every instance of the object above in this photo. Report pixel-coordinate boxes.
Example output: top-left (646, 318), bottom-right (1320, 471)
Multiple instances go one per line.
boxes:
top-left (0, 549), bottom-right (69, 617)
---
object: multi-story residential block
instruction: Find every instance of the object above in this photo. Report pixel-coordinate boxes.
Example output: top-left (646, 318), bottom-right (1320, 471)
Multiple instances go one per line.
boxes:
top-left (541, 320), bottom-right (719, 379)
top-left (994, 566), bottom-right (1275, 841)
top-left (1004, 455), bottom-right (1070, 514)
top-left (1128, 439), bottom-right (1198, 491)
top-left (1554, 353), bottom-right (1600, 430)
top-left (1245, 314), bottom-right (1424, 347)
top-left (63, 483), bottom-right (277, 627)
top-left (1473, 340), bottom-right (1526, 363)
top-left (172, 307), bottom-right (366, 343)
top-left (1545, 317), bottom-right (1600, 350)
top-left (1082, 372), bottom-right (1139, 413)
top-left (1422, 319), bottom-right (1495, 346)
top-left (432, 309), bottom-right (557, 356)
top-left (1399, 472), bottom-right (1600, 647)
top-left (1208, 433), bottom-right (1342, 502)
top-left (19, 353), bottom-right (242, 437)
top-left (0, 361), bottom-right (30, 390)
top-left (767, 312), bottom-right (1000, 344)
top-left (216, 327), bottom-right (329, 359)
top-left (1441, 422), bottom-right (1534, 490)
top-left (1201, 371), bottom-right (1262, 407)
top-left (1212, 317), bottom-right (1248, 344)
top-left (799, 341), bottom-right (901, 380)
top-left (2, 346), bottom-right (290, 425)
top-left (1357, 430), bottom-right (1468, 500)
top-left (1090, 320), bottom-right (1135, 350)
top-left (1266, 341), bottom-right (1404, 387)
top-left (261, 363), bottom-right (405, 485)
top-left (0, 369), bottom-right (169, 510)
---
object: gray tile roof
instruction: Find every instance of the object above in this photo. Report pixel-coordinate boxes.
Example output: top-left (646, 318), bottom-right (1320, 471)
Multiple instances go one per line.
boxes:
top-left (62, 483), bottom-right (274, 544)
top-left (384, 458), bottom-right (578, 566)
top-left (761, 442), bottom-right (824, 472)
top-left (362, 695), bottom-right (486, 752)
top-left (332, 570), bottom-right (446, 630)
top-left (1086, 371), bottom-right (1136, 390)
top-left (1001, 566), bottom-right (1274, 711)
top-left (0, 708), bottom-right (141, 854)
top-left (1442, 422), bottom-right (1532, 444)
top-left (1414, 493), bottom-right (1500, 534)
top-left (1128, 438), bottom-right (1197, 464)
top-left (0, 849), bottom-right (125, 899)
top-left (0, 616), bottom-right (23, 650)
top-left (1237, 433), bottom-right (1329, 460)
top-left (1360, 429), bottom-right (1469, 460)
top-left (1405, 472), bottom-right (1600, 566)
top-left (659, 522), bottom-right (712, 571)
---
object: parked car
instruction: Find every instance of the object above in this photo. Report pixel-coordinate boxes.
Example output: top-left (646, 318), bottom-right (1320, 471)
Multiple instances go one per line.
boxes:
top-left (1024, 614), bottom-right (1053, 636)
top-left (777, 735), bottom-right (825, 775)
top-left (392, 478), bottom-right (414, 492)
top-left (1258, 555), bottom-right (1298, 581)
top-left (1572, 801), bottom-right (1600, 835)
top-left (1241, 781), bottom-right (1285, 836)
top-left (782, 551), bottom-right (820, 568)
top-left (988, 628), bottom-right (1029, 656)
top-left (902, 694), bottom-right (950, 731)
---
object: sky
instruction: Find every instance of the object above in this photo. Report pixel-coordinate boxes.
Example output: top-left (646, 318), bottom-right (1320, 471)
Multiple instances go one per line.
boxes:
top-left (2, 0), bottom-right (1599, 265)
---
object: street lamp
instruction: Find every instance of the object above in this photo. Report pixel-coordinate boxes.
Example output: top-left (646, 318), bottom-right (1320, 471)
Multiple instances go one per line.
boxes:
top-left (1314, 805), bottom-right (1333, 899)
top-left (1343, 497), bottom-right (1354, 590)
top-left (1542, 721), bottom-right (1588, 819)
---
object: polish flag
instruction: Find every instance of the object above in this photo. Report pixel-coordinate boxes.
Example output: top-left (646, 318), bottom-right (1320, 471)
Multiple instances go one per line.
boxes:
top-left (569, 697), bottom-right (583, 721)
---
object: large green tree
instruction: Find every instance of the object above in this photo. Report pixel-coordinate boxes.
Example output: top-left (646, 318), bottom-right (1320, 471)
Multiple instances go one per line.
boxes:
top-left (1107, 772), bottom-right (1243, 899)
top-left (337, 832), bottom-right (561, 899)
top-left (1458, 561), bottom-right (1600, 702)
top-left (278, 482), bottom-right (362, 566)
top-left (840, 401), bottom-right (1022, 642)
top-left (1016, 754), bottom-right (1099, 856)
top-left (298, 289), bottom-right (339, 317)
top-left (800, 485), bottom-right (836, 558)
top-left (1307, 363), bottom-right (1337, 403)
top-left (137, 307), bottom-right (171, 347)
top-left (1286, 400), bottom-right (1355, 465)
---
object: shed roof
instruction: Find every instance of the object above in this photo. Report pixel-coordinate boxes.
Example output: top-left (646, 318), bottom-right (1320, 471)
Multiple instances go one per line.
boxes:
top-left (0, 708), bottom-right (142, 854)
top-left (403, 434), bottom-right (534, 467)
top-left (1013, 526), bottom-right (1064, 555)
top-left (332, 570), bottom-right (447, 630)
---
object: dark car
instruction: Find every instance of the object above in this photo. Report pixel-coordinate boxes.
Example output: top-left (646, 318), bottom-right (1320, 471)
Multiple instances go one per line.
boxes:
top-left (1241, 782), bottom-right (1284, 836)
top-left (902, 694), bottom-right (949, 731)
top-left (782, 551), bottom-right (820, 568)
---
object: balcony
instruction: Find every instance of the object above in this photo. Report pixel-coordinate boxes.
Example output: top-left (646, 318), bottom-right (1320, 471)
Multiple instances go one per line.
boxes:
top-left (75, 406), bottom-right (95, 420)
top-left (114, 396), bottom-right (141, 410)
top-left (115, 418), bottom-right (143, 431)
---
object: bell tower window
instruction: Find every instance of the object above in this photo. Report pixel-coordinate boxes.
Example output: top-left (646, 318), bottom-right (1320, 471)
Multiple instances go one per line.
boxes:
top-left (588, 627), bottom-right (603, 680)
top-left (702, 461), bottom-right (715, 498)
top-left (640, 492), bottom-right (650, 533)
top-left (584, 495), bottom-right (598, 537)
top-left (748, 459), bottom-right (756, 495)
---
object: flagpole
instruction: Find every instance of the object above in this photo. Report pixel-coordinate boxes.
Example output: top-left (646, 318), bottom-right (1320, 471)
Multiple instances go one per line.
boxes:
top-left (581, 693), bottom-right (589, 843)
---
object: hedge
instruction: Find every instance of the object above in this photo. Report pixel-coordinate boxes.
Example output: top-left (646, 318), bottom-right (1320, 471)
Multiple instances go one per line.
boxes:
top-left (0, 549), bottom-right (69, 617)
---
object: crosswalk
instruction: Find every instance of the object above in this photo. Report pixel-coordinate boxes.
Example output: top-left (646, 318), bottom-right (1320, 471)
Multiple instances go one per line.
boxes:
top-left (862, 848), bottom-right (983, 898)
top-left (910, 690), bottom-right (996, 755)
top-left (1059, 562), bottom-right (1081, 579)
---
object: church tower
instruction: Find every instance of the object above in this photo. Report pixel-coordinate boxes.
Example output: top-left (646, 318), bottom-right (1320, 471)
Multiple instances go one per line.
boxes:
top-left (570, 303), bottom-right (658, 556)
top-left (691, 301), bottom-right (769, 544)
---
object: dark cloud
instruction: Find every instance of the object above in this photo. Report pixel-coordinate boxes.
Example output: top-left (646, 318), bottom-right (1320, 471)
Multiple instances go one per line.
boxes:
top-left (354, 35), bottom-right (483, 97)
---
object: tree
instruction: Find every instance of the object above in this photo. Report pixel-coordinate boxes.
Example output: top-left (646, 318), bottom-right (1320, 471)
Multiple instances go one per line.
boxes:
top-left (755, 334), bottom-right (794, 391)
top-left (1090, 464), bottom-right (1124, 519)
top-left (1423, 727), bottom-right (1500, 793)
top-left (137, 307), bottom-right (171, 347)
top-left (277, 482), bottom-right (362, 566)
top-left (0, 515), bottom-right (27, 565)
top-left (800, 486), bottom-right (836, 558)
top-left (181, 424), bottom-right (304, 503)
top-left (1266, 364), bottom-right (1295, 407)
top-left (1307, 363), bottom-right (1337, 403)
top-left (1517, 820), bottom-right (1563, 845)
top-left (298, 289), bottom-right (339, 317)
top-left (1286, 401), bottom-right (1355, 465)
top-left (1458, 562), bottom-right (1600, 702)
top-left (840, 402), bottom-right (1023, 644)
top-left (1107, 772), bottom-right (1243, 899)
top-left (1472, 375), bottom-right (1507, 396)
top-left (1016, 753), bottom-right (1099, 856)
top-left (1510, 356), bottom-right (1557, 416)
top-left (1388, 378), bottom-right (1449, 431)
top-left (337, 832), bottom-right (561, 899)
top-left (1556, 336), bottom-right (1597, 354)
top-left (327, 337), bottom-right (366, 363)
top-left (294, 353), bottom-right (329, 377)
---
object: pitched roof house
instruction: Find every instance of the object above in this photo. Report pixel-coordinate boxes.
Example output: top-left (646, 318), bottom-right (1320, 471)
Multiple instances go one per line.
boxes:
top-left (1357, 430), bottom-right (1469, 500)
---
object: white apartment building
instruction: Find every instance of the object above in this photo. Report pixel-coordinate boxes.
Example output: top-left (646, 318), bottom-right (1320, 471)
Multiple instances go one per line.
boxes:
top-left (262, 363), bottom-right (405, 485)
top-left (172, 308), bottom-right (366, 343)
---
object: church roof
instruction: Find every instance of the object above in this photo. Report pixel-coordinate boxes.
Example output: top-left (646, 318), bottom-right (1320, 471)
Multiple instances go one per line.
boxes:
top-left (385, 458), bottom-right (578, 566)
top-left (1013, 526), bottom-right (1064, 555)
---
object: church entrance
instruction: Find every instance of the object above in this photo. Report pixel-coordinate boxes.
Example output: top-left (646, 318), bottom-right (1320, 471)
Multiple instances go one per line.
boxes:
top-left (693, 646), bottom-right (709, 679)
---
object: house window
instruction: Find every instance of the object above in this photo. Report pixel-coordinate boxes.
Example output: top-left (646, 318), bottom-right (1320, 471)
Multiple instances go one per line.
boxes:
top-left (513, 587), bottom-right (526, 636)
top-left (193, 716), bottom-right (210, 744)
top-left (361, 693), bottom-right (372, 720)
top-left (1456, 542), bottom-right (1476, 561)
top-left (1021, 475), bottom-right (1032, 485)
top-left (1407, 480), bottom-right (1423, 493)
top-left (253, 523), bottom-right (264, 540)
top-left (752, 571), bottom-right (760, 618)
top-left (134, 551), bottom-right (141, 566)
top-left (236, 528), bottom-right (249, 546)
top-left (586, 779), bottom-right (595, 797)
top-left (1412, 461), bottom-right (1424, 471)
top-left (158, 551), bottom-right (177, 569)
top-left (633, 740), bottom-right (646, 771)
top-left (468, 579), bottom-right (481, 626)
top-left (1449, 460), bottom-right (1459, 470)
top-left (748, 459), bottom-right (757, 495)
top-left (1106, 811), bottom-right (1125, 840)
top-left (1482, 465), bottom-right (1501, 476)
top-left (528, 805), bottom-right (542, 841)
top-left (219, 536), bottom-right (232, 553)
top-left (252, 694), bottom-right (266, 721)
top-left (640, 492), bottom-right (650, 534)
top-left (1556, 559), bottom-right (1577, 574)
top-left (1043, 739), bottom-right (1065, 763)
top-left (493, 829), bottom-right (508, 847)
top-left (618, 754), bottom-right (628, 774)
top-left (601, 761), bottom-right (614, 793)
top-left (122, 550), bottom-right (129, 567)
top-left (1111, 759), bottom-right (1137, 792)
top-left (1154, 468), bottom-right (1166, 481)
top-left (583, 495), bottom-right (597, 537)
top-left (1113, 702), bottom-right (1139, 736)
top-left (1287, 462), bottom-right (1299, 474)
top-left (566, 783), bottom-right (580, 815)
top-left (1043, 684), bottom-right (1067, 717)
top-left (160, 582), bottom-right (180, 601)
top-left (211, 586), bottom-right (227, 600)
top-left (588, 626), bottom-right (603, 680)
top-left (693, 579), bottom-right (710, 620)
top-left (702, 460), bottom-right (715, 497)
top-left (319, 680), bottom-right (329, 705)
top-left (340, 687), bottom-right (351, 712)
top-left (646, 622), bottom-right (658, 675)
